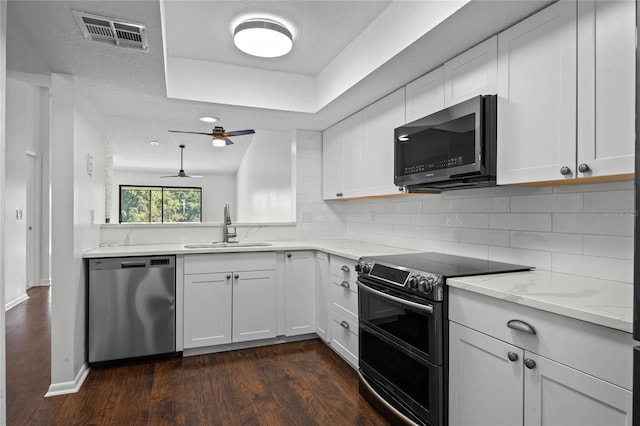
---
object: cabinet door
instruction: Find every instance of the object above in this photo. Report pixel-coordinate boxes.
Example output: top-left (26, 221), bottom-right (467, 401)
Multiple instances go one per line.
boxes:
top-left (497, 1), bottom-right (577, 184)
top-left (362, 88), bottom-right (406, 196)
top-left (449, 322), bottom-right (523, 426)
top-left (405, 66), bottom-right (445, 123)
top-left (341, 112), bottom-right (366, 197)
top-left (183, 273), bottom-right (232, 348)
top-left (232, 269), bottom-right (277, 343)
top-left (577, 0), bottom-right (635, 177)
top-left (322, 120), bottom-right (344, 200)
top-left (284, 251), bottom-right (316, 336)
top-left (315, 252), bottom-right (330, 342)
top-left (444, 36), bottom-right (498, 107)
top-left (524, 353), bottom-right (632, 426)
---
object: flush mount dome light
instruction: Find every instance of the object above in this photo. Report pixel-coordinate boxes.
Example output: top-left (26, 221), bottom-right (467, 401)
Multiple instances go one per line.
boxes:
top-left (233, 19), bottom-right (293, 58)
top-left (199, 116), bottom-right (218, 123)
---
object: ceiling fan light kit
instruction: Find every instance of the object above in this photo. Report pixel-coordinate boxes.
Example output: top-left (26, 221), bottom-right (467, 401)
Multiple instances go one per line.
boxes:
top-left (233, 18), bottom-right (293, 58)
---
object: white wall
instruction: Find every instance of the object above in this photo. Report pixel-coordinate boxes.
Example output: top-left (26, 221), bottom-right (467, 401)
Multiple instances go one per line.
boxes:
top-left (236, 130), bottom-right (294, 222)
top-left (0, 1), bottom-right (8, 421)
top-left (4, 77), bottom-right (49, 307)
top-left (110, 170), bottom-right (236, 223)
top-left (49, 73), bottom-right (105, 394)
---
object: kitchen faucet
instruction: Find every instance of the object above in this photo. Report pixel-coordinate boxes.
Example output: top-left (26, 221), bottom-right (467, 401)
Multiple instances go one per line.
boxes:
top-left (223, 204), bottom-right (237, 243)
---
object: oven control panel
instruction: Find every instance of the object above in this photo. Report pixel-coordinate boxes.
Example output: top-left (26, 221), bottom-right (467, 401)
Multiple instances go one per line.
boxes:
top-left (356, 259), bottom-right (444, 301)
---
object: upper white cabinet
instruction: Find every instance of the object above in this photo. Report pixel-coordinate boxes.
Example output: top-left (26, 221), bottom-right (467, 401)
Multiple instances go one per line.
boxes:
top-left (496, 1), bottom-right (577, 185)
top-left (443, 36), bottom-right (497, 107)
top-left (405, 66), bottom-right (444, 123)
top-left (283, 250), bottom-right (316, 337)
top-left (577, 0), bottom-right (635, 177)
top-left (497, 0), bottom-right (635, 185)
top-left (322, 88), bottom-right (405, 200)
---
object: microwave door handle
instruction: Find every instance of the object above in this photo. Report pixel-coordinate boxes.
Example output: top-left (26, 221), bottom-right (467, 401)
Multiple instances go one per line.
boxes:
top-left (357, 281), bottom-right (434, 314)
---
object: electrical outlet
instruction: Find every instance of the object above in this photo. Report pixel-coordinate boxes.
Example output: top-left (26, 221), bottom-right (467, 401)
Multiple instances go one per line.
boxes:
top-left (16, 209), bottom-right (23, 220)
top-left (370, 211), bottom-right (375, 223)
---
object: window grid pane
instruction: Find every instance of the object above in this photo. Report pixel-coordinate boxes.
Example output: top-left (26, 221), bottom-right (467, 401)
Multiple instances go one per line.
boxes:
top-left (119, 185), bottom-right (202, 224)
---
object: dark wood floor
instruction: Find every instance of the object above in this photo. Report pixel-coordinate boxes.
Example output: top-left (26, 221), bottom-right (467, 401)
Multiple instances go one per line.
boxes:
top-left (7, 286), bottom-right (388, 425)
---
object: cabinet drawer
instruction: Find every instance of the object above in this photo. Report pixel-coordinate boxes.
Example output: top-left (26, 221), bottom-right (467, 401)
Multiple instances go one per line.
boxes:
top-left (330, 275), bottom-right (358, 316)
top-left (329, 255), bottom-right (357, 283)
top-left (449, 287), bottom-right (635, 390)
top-left (331, 309), bottom-right (359, 369)
top-left (184, 252), bottom-right (276, 274)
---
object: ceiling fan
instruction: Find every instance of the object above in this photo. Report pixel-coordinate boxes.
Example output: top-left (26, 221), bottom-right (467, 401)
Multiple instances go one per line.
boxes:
top-left (168, 126), bottom-right (255, 147)
top-left (160, 144), bottom-right (203, 178)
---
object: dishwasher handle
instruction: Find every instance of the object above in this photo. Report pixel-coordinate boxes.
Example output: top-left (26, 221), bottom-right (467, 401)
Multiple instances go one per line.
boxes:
top-left (121, 261), bottom-right (147, 268)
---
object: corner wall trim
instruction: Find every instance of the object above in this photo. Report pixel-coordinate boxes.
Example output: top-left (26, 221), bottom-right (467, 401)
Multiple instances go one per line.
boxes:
top-left (5, 294), bottom-right (29, 311)
top-left (45, 363), bottom-right (90, 397)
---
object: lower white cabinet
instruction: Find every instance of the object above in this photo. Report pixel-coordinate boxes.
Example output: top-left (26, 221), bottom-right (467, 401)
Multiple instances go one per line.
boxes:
top-left (183, 253), bottom-right (277, 349)
top-left (448, 287), bottom-right (633, 426)
top-left (328, 255), bottom-right (359, 369)
top-left (283, 251), bottom-right (316, 337)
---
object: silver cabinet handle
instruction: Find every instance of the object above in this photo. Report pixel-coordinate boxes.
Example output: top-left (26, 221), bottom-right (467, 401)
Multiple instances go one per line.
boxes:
top-left (560, 166), bottom-right (571, 176)
top-left (507, 319), bottom-right (536, 335)
top-left (226, 274), bottom-right (231, 279)
top-left (336, 192), bottom-right (343, 197)
top-left (234, 274), bottom-right (239, 279)
top-left (341, 265), bottom-right (350, 272)
top-left (340, 320), bottom-right (350, 329)
top-left (357, 281), bottom-right (434, 314)
top-left (287, 253), bottom-right (292, 258)
top-left (340, 280), bottom-right (350, 289)
top-left (524, 358), bottom-right (536, 369)
top-left (507, 352), bottom-right (518, 362)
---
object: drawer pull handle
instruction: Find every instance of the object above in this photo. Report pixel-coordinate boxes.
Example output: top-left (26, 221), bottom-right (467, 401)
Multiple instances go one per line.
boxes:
top-left (524, 358), bottom-right (536, 369)
top-left (234, 274), bottom-right (239, 279)
top-left (340, 280), bottom-right (350, 289)
top-left (507, 319), bottom-right (536, 335)
top-left (507, 352), bottom-right (518, 362)
top-left (226, 274), bottom-right (231, 279)
top-left (341, 265), bottom-right (350, 272)
top-left (340, 320), bottom-right (350, 330)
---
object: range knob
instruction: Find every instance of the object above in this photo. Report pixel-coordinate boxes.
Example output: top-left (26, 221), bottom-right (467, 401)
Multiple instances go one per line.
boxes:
top-left (418, 276), bottom-right (435, 294)
top-left (355, 262), bottom-right (372, 274)
top-left (407, 275), bottom-right (419, 290)
top-left (354, 262), bottom-right (363, 273)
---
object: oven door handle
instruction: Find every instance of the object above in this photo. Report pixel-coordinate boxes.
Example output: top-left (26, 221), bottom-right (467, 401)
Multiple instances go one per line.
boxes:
top-left (357, 282), bottom-right (434, 314)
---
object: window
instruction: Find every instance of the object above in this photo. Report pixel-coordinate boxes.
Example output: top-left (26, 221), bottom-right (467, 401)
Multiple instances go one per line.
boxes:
top-left (119, 185), bottom-right (202, 223)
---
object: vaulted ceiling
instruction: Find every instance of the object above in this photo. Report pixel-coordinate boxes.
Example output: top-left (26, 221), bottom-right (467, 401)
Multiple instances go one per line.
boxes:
top-left (6, 0), bottom-right (552, 173)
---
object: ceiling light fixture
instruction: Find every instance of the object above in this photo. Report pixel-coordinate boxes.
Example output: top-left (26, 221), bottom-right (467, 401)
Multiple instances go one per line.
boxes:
top-left (212, 137), bottom-right (227, 148)
top-left (199, 116), bottom-right (218, 123)
top-left (233, 19), bottom-right (293, 58)
top-left (150, 140), bottom-right (160, 146)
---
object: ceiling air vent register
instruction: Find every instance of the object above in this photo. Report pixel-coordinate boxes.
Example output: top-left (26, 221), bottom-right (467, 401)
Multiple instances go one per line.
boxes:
top-left (72, 11), bottom-right (149, 51)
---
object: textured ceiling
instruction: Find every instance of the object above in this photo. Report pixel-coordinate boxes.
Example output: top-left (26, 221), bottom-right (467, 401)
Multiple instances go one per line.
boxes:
top-left (6, 0), bottom-right (554, 174)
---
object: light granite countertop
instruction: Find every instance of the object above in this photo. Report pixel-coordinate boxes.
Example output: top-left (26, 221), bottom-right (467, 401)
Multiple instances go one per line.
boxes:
top-left (448, 270), bottom-right (633, 333)
top-left (83, 239), bottom-right (417, 261)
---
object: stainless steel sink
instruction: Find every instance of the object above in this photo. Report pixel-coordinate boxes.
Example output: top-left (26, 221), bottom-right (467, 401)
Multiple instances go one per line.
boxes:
top-left (183, 242), bottom-right (271, 249)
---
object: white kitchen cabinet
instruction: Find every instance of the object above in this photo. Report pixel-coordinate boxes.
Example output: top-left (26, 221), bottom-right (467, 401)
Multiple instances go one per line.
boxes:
top-left (315, 251), bottom-right (330, 342)
top-left (183, 253), bottom-right (277, 349)
top-left (405, 66), bottom-right (444, 123)
top-left (322, 89), bottom-right (405, 200)
top-left (496, 0), bottom-right (577, 185)
top-left (576, 0), bottom-right (635, 178)
top-left (183, 272), bottom-right (232, 348)
top-left (443, 36), bottom-right (497, 107)
top-left (448, 287), bottom-right (633, 426)
top-left (283, 251), bottom-right (316, 337)
top-left (328, 255), bottom-right (359, 369)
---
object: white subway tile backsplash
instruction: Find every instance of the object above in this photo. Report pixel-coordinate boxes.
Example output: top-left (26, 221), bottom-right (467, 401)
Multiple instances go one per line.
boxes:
top-left (489, 213), bottom-right (552, 232)
top-left (552, 179), bottom-right (634, 193)
top-left (510, 193), bottom-right (583, 213)
top-left (488, 247), bottom-right (552, 270)
top-left (410, 213), bottom-right (445, 227)
top-left (510, 231), bottom-right (582, 254)
top-left (553, 213), bottom-right (633, 236)
top-left (394, 200), bottom-right (423, 213)
top-left (583, 190), bottom-right (634, 213)
top-left (583, 235), bottom-right (633, 260)
top-left (458, 228), bottom-right (509, 247)
top-left (552, 253), bottom-right (632, 283)
top-left (456, 197), bottom-right (510, 213)
top-left (442, 242), bottom-right (489, 259)
top-left (422, 198), bottom-right (458, 213)
top-left (421, 226), bottom-right (459, 242)
top-left (445, 213), bottom-right (489, 228)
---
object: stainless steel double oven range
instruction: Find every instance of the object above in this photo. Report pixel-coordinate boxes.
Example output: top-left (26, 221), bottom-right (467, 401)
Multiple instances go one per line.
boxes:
top-left (355, 252), bottom-right (531, 426)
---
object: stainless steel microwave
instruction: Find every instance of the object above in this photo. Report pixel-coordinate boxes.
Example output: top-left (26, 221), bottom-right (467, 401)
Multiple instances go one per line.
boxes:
top-left (394, 95), bottom-right (497, 191)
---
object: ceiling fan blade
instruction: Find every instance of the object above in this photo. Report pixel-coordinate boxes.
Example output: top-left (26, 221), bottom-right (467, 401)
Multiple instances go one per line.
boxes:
top-left (185, 174), bottom-right (204, 178)
top-left (168, 130), bottom-right (214, 136)
top-left (225, 138), bottom-right (234, 146)
top-left (223, 129), bottom-right (255, 137)
top-left (160, 175), bottom-right (179, 178)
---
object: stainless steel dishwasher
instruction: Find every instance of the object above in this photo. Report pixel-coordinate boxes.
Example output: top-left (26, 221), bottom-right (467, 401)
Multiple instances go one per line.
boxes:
top-left (88, 256), bottom-right (176, 363)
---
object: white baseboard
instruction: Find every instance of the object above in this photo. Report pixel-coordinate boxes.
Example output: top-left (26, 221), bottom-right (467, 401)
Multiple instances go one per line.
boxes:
top-left (36, 278), bottom-right (51, 286)
top-left (45, 363), bottom-right (90, 397)
top-left (5, 294), bottom-right (29, 311)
